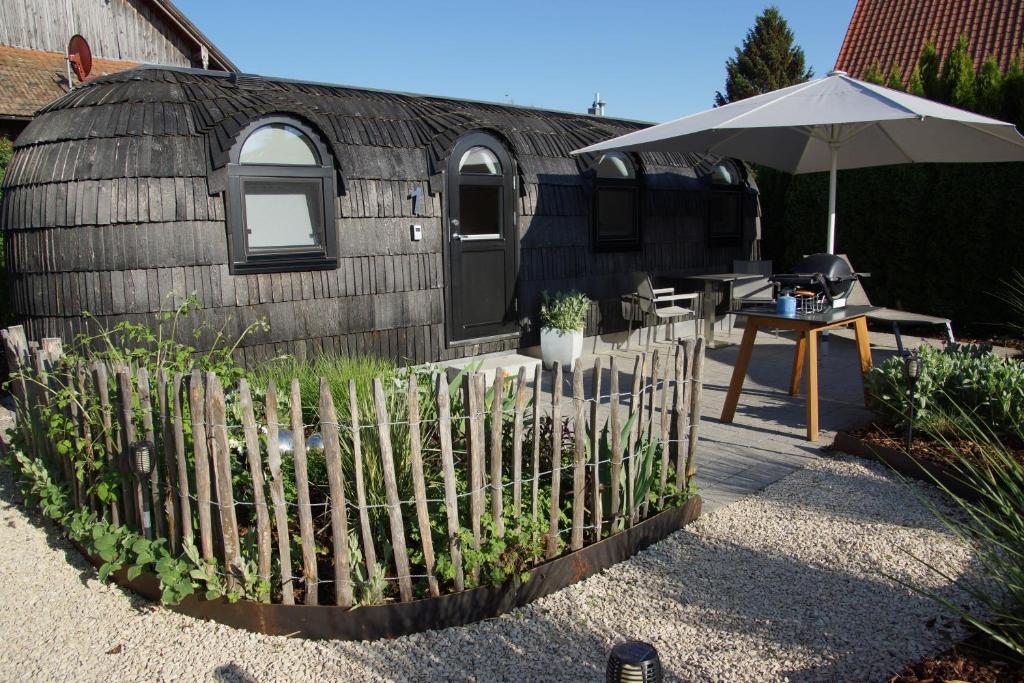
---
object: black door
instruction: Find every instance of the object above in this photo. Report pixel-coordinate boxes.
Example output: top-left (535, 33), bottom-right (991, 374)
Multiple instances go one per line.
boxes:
top-left (446, 132), bottom-right (518, 342)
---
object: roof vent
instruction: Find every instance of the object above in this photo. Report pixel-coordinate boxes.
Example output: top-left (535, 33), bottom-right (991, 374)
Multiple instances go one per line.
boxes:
top-left (588, 92), bottom-right (606, 116)
top-left (231, 73), bottom-right (266, 90)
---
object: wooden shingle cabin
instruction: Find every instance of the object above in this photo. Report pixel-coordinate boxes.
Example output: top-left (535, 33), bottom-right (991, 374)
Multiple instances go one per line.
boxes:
top-left (2, 67), bottom-right (761, 366)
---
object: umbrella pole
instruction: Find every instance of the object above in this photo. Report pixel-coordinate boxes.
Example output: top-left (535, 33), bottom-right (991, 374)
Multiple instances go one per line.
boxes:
top-left (826, 144), bottom-right (838, 254)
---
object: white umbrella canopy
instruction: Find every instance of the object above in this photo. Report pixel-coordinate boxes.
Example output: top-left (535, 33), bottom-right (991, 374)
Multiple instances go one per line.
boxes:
top-left (573, 71), bottom-right (1024, 253)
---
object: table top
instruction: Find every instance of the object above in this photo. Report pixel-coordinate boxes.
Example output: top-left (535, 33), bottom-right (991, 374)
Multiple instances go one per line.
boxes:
top-left (728, 304), bottom-right (880, 324)
top-left (684, 272), bottom-right (765, 283)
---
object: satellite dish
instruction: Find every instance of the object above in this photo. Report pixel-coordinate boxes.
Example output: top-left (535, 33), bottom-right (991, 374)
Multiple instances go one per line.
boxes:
top-left (67, 34), bottom-right (92, 82)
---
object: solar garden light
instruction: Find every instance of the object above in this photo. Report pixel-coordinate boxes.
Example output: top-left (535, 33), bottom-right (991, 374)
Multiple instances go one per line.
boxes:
top-left (130, 440), bottom-right (154, 539)
top-left (903, 351), bottom-right (923, 453)
top-left (607, 641), bottom-right (662, 683)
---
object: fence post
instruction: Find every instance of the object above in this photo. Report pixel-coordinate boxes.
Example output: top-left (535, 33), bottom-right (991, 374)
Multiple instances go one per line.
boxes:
top-left (488, 369), bottom-right (505, 537)
top-left (137, 367), bottom-right (164, 539)
top-left (290, 379), bottom-right (319, 605)
top-left (511, 366), bottom-right (527, 525)
top-left (590, 357), bottom-right (603, 543)
top-left (188, 369), bottom-right (214, 561)
top-left (348, 379), bottom-right (378, 582)
top-left (530, 363), bottom-right (542, 536)
top-left (319, 378), bottom-right (353, 607)
top-left (208, 373), bottom-right (241, 588)
top-left (435, 373), bottom-right (464, 591)
top-left (157, 370), bottom-right (178, 551)
top-left (627, 355), bottom-right (643, 527)
top-left (239, 378), bottom-right (273, 598)
top-left (571, 361), bottom-right (586, 551)
top-left (406, 374), bottom-right (438, 597)
top-left (264, 381), bottom-right (294, 605)
top-left (373, 378), bottom-right (413, 603)
top-left (675, 341), bottom-right (694, 488)
top-left (93, 362), bottom-right (119, 526)
top-left (467, 373), bottom-right (486, 577)
top-left (609, 356), bottom-right (621, 531)
top-left (170, 372), bottom-right (192, 549)
top-left (115, 366), bottom-right (142, 533)
top-left (76, 364), bottom-right (97, 513)
top-left (546, 362), bottom-right (562, 559)
top-left (685, 338), bottom-right (706, 484)
top-left (641, 351), bottom-right (659, 519)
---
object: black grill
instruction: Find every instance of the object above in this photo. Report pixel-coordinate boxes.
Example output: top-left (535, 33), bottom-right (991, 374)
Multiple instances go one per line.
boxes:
top-left (771, 253), bottom-right (863, 308)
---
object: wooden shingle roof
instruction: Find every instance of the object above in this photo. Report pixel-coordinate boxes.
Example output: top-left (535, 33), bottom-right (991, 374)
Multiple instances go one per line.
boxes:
top-left (6, 66), bottom-right (709, 200)
top-left (835, 0), bottom-right (1024, 81)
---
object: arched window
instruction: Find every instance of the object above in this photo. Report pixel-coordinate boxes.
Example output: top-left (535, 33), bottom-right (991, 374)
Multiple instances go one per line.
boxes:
top-left (226, 117), bottom-right (338, 273)
top-left (591, 152), bottom-right (640, 251)
top-left (707, 159), bottom-right (745, 246)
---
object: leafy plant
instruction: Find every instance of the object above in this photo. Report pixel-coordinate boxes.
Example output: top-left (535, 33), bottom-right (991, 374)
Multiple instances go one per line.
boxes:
top-left (540, 290), bottom-right (590, 333)
top-left (438, 511), bottom-right (548, 590)
top-left (591, 412), bottom-right (668, 531)
top-left (347, 530), bottom-right (387, 606)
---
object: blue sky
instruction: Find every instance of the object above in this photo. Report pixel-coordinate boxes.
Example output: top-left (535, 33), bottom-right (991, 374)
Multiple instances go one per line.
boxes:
top-left (177, 1), bottom-right (856, 123)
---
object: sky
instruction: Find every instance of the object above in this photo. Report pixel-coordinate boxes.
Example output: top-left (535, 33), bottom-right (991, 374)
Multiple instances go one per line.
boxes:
top-left (176, 0), bottom-right (857, 124)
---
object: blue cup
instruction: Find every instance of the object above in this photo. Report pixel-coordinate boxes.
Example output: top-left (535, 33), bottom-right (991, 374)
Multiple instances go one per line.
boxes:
top-left (776, 295), bottom-right (796, 316)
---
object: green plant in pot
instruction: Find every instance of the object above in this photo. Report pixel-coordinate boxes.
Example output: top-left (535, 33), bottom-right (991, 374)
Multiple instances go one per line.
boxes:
top-left (539, 290), bottom-right (590, 370)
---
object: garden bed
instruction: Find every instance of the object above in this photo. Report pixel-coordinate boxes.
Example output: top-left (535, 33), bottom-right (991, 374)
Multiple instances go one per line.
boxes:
top-left (74, 496), bottom-right (701, 640)
top-left (889, 626), bottom-right (1024, 683)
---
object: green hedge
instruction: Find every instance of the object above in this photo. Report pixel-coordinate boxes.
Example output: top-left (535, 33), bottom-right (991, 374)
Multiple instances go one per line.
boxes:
top-left (759, 162), bottom-right (1024, 332)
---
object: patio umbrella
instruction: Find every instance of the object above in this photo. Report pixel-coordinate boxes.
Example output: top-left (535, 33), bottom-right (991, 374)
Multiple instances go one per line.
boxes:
top-left (573, 71), bottom-right (1024, 253)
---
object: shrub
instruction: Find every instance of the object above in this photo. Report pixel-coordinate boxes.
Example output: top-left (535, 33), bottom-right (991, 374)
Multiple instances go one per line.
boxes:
top-left (540, 290), bottom-right (589, 333)
top-left (865, 343), bottom-right (1024, 438)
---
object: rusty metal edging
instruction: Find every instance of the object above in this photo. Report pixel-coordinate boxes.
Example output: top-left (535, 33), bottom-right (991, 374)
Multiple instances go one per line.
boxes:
top-left (77, 496), bottom-right (701, 640)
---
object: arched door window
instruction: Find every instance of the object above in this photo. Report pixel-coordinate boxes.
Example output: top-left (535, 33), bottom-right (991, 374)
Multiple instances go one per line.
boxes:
top-left (226, 117), bottom-right (338, 273)
top-left (445, 132), bottom-right (518, 342)
top-left (591, 152), bottom-right (640, 251)
top-left (707, 160), bottom-right (744, 246)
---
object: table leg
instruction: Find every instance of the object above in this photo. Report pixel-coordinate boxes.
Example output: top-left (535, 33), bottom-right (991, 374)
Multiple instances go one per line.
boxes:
top-left (806, 329), bottom-right (819, 442)
top-left (702, 281), bottom-right (716, 347)
top-left (790, 332), bottom-right (806, 396)
top-left (720, 320), bottom-right (759, 423)
top-left (854, 317), bottom-right (873, 406)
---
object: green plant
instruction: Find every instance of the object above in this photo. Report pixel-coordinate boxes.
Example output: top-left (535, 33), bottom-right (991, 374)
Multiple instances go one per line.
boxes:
top-left (438, 510), bottom-right (548, 590)
top-left (898, 415), bottom-right (1024, 658)
top-left (347, 530), bottom-right (387, 606)
top-left (865, 344), bottom-right (1024, 438)
top-left (540, 290), bottom-right (589, 333)
top-left (590, 412), bottom-right (670, 531)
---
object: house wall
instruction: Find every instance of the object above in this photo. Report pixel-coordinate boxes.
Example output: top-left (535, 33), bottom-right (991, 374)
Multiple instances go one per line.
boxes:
top-left (1, 68), bottom-right (756, 367)
top-left (0, 0), bottom-right (202, 67)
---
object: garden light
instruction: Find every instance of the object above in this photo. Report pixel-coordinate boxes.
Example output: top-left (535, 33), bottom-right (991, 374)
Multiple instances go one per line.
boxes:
top-left (606, 641), bottom-right (662, 683)
top-left (130, 440), bottom-right (154, 539)
top-left (903, 351), bottom-right (922, 452)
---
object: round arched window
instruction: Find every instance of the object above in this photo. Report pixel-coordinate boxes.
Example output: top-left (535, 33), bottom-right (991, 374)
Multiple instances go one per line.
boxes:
top-left (708, 160), bottom-right (744, 246)
top-left (459, 146), bottom-right (502, 175)
top-left (227, 117), bottom-right (338, 273)
top-left (594, 152), bottom-right (636, 179)
top-left (710, 161), bottom-right (740, 185)
top-left (590, 152), bottom-right (640, 250)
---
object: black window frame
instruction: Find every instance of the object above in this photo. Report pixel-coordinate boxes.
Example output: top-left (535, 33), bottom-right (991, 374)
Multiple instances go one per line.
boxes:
top-left (226, 116), bottom-right (338, 274)
top-left (590, 153), bottom-right (642, 253)
top-left (706, 160), bottom-right (745, 247)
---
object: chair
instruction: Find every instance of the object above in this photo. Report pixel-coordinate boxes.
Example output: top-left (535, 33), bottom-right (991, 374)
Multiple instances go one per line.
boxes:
top-left (839, 255), bottom-right (955, 354)
top-left (622, 272), bottom-right (699, 349)
top-left (730, 260), bottom-right (776, 330)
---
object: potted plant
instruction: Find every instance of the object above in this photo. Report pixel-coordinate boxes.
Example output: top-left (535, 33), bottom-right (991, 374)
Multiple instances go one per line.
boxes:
top-left (539, 290), bottom-right (590, 370)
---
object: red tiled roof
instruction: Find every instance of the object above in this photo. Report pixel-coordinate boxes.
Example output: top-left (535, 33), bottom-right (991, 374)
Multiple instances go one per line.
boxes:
top-left (0, 44), bottom-right (137, 120)
top-left (835, 0), bottom-right (1024, 83)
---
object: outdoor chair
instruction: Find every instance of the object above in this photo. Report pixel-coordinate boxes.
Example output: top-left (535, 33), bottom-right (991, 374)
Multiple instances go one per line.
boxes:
top-left (729, 259), bottom-right (776, 330)
top-left (840, 255), bottom-right (955, 354)
top-left (622, 272), bottom-right (699, 349)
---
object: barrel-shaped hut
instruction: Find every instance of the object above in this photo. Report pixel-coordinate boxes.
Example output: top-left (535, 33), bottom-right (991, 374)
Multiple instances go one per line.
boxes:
top-left (1, 66), bottom-right (759, 365)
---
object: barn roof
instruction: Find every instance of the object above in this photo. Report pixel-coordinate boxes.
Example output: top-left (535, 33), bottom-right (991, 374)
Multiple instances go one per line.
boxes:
top-left (835, 0), bottom-right (1024, 82)
top-left (5, 65), bottom-right (711, 198)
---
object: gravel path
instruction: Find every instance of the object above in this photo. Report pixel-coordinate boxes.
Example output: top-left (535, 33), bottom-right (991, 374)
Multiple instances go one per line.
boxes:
top-left (0, 452), bottom-right (977, 682)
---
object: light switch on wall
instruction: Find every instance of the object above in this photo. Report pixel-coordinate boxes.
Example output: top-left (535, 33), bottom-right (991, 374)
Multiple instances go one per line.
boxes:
top-left (411, 224), bottom-right (422, 241)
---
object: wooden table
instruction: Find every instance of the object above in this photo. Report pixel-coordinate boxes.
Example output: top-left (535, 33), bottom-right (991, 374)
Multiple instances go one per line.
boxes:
top-left (683, 273), bottom-right (764, 349)
top-left (720, 305), bottom-right (878, 442)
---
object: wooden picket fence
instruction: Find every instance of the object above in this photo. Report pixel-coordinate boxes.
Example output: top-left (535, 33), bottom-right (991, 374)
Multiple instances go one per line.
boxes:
top-left (1, 323), bottom-right (705, 607)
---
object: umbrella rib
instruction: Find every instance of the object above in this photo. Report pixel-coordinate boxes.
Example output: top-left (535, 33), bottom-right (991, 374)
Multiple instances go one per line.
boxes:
top-left (957, 120), bottom-right (1024, 149)
top-left (712, 79), bottom-right (824, 130)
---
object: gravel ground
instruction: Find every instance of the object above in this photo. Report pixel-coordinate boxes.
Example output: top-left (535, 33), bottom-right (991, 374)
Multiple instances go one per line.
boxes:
top-left (0, 448), bottom-right (978, 682)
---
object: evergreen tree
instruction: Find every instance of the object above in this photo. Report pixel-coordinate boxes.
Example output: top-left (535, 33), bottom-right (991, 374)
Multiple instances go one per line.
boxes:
top-left (1002, 53), bottom-right (1024, 129)
top-left (714, 5), bottom-right (813, 106)
top-left (907, 64), bottom-right (925, 96)
top-left (918, 42), bottom-right (943, 100)
top-left (975, 55), bottom-right (1004, 117)
top-left (886, 64), bottom-right (905, 90)
top-left (862, 62), bottom-right (885, 85)
top-left (942, 34), bottom-right (976, 109)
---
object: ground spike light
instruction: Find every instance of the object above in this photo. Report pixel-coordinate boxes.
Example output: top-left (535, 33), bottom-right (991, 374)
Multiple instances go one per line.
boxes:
top-left (903, 351), bottom-right (923, 452)
top-left (607, 640), bottom-right (662, 682)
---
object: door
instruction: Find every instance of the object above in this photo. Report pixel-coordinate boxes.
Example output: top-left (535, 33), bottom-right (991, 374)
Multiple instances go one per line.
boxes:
top-left (446, 132), bottom-right (518, 342)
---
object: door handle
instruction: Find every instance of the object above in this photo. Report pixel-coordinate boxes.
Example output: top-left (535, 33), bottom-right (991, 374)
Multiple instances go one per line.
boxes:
top-left (452, 233), bottom-right (465, 241)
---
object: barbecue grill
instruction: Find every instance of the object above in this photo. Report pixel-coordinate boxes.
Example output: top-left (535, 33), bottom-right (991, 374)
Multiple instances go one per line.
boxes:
top-left (771, 253), bottom-right (866, 310)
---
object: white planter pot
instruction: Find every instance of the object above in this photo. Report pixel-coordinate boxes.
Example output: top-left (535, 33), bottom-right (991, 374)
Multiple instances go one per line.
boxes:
top-left (540, 327), bottom-right (583, 370)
